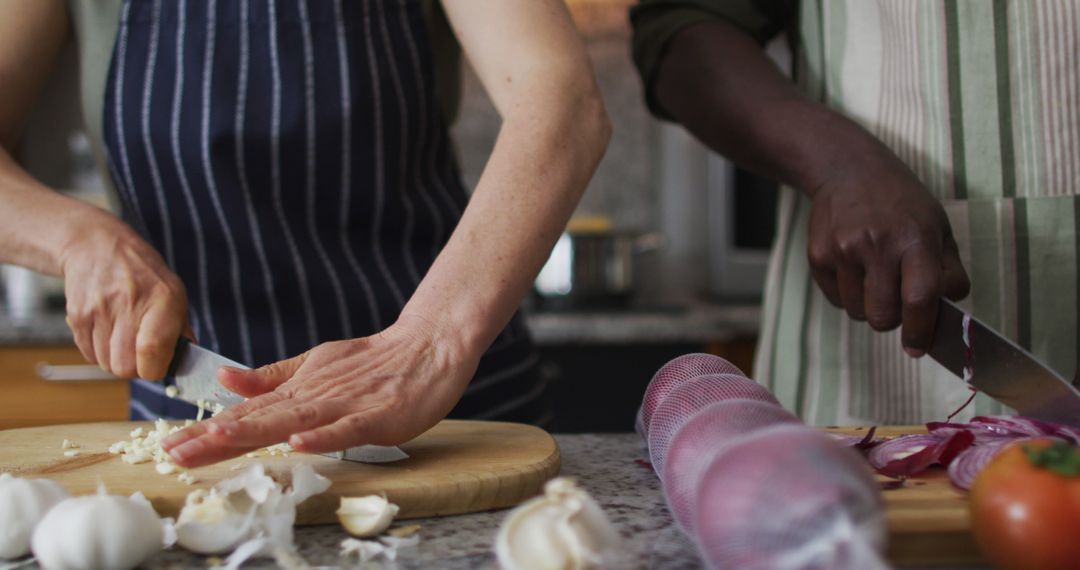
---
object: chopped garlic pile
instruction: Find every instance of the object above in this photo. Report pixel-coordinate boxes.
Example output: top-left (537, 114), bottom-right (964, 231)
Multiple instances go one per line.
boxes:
top-left (104, 405), bottom-right (295, 483)
top-left (108, 419), bottom-right (198, 485)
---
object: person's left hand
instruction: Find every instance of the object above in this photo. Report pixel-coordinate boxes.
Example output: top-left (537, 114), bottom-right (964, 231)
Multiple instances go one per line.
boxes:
top-left (160, 316), bottom-right (478, 468)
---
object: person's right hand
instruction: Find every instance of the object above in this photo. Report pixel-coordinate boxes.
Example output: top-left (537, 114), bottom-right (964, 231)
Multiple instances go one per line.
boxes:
top-left (805, 146), bottom-right (970, 357)
top-left (59, 216), bottom-right (189, 379)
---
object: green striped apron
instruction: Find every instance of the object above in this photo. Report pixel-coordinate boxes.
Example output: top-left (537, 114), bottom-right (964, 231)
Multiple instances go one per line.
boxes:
top-left (756, 0), bottom-right (1080, 425)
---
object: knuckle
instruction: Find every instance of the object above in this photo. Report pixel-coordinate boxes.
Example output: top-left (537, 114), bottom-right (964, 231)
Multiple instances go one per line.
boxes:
top-left (866, 310), bottom-right (900, 331)
top-left (342, 414), bottom-right (369, 434)
top-left (293, 405), bottom-right (319, 425)
top-left (136, 335), bottom-right (170, 358)
top-left (807, 243), bottom-right (834, 268)
top-left (903, 288), bottom-right (938, 308)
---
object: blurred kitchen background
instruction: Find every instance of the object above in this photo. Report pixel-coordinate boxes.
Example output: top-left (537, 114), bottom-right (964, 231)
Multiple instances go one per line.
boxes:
top-left (1, 0), bottom-right (785, 433)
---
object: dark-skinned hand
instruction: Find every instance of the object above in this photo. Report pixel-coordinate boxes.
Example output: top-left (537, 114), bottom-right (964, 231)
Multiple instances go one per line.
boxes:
top-left (806, 149), bottom-right (970, 357)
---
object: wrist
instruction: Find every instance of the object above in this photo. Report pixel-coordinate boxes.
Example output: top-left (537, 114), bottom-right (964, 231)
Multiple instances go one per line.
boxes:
top-left (775, 102), bottom-right (895, 199)
top-left (54, 206), bottom-right (128, 276)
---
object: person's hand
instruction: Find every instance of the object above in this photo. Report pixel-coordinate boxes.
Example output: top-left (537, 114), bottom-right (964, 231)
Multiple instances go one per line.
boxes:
top-left (160, 316), bottom-right (478, 468)
top-left (60, 216), bottom-right (189, 379)
top-left (806, 149), bottom-right (970, 357)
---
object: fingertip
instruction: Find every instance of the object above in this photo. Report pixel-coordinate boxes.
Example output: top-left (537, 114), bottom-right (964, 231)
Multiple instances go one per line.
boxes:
top-left (903, 346), bottom-right (925, 358)
top-left (288, 433), bottom-right (312, 450)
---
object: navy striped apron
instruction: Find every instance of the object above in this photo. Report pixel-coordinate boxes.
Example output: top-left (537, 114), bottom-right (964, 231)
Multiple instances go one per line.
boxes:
top-left (101, 0), bottom-right (550, 427)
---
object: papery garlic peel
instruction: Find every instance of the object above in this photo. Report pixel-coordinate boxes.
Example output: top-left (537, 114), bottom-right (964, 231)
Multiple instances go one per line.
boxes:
top-left (31, 494), bottom-right (163, 570)
top-left (0, 474), bottom-right (70, 559)
top-left (174, 463), bottom-right (330, 556)
top-left (495, 478), bottom-right (623, 570)
top-left (336, 495), bottom-right (400, 538)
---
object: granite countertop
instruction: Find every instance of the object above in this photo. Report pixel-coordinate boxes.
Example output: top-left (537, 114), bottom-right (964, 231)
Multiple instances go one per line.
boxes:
top-left (103, 434), bottom-right (701, 569)
top-left (0, 302), bottom-right (761, 347)
top-left (8, 432), bottom-right (989, 570)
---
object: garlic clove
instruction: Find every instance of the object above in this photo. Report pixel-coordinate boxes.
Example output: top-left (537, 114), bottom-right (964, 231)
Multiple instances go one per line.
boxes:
top-left (494, 478), bottom-right (623, 570)
top-left (336, 495), bottom-right (400, 538)
top-left (175, 509), bottom-right (257, 555)
top-left (0, 475), bottom-right (70, 560)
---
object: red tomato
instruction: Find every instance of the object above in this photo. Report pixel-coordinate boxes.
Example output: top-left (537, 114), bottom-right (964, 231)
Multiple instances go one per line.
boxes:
top-left (969, 439), bottom-right (1080, 570)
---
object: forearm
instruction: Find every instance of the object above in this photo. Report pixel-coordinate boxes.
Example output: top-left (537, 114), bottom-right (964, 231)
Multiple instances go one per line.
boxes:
top-left (401, 86), bottom-right (610, 359)
top-left (654, 19), bottom-right (891, 196)
top-left (0, 148), bottom-right (117, 276)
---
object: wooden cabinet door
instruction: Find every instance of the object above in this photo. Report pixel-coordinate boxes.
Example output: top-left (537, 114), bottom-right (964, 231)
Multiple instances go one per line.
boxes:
top-left (0, 346), bottom-right (128, 429)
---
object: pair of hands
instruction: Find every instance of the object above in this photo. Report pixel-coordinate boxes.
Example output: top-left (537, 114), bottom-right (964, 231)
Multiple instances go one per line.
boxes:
top-left (60, 219), bottom-right (473, 468)
top-left (804, 147), bottom-right (970, 356)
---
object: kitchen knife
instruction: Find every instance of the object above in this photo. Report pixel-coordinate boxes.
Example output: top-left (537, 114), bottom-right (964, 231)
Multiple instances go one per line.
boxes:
top-left (165, 338), bottom-right (408, 463)
top-left (928, 299), bottom-right (1080, 426)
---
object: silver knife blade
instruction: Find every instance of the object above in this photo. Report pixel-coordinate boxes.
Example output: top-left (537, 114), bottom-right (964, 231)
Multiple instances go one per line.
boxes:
top-left (928, 299), bottom-right (1080, 426)
top-left (166, 338), bottom-right (408, 463)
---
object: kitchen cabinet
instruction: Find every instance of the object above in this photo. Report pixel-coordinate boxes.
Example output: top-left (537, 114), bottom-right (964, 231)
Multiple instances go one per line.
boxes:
top-left (0, 345), bottom-right (128, 429)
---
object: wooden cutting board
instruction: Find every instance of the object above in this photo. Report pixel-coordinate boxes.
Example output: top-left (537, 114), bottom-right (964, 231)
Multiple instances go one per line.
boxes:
top-left (827, 426), bottom-right (982, 567)
top-left (0, 420), bottom-right (560, 524)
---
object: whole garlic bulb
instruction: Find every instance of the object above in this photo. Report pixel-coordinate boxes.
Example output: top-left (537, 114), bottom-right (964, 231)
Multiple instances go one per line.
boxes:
top-left (495, 478), bottom-right (623, 570)
top-left (31, 494), bottom-right (163, 570)
top-left (337, 495), bottom-right (400, 538)
top-left (0, 474), bottom-right (70, 559)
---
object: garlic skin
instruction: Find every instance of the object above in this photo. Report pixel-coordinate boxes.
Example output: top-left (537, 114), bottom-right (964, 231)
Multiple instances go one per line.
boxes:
top-left (174, 489), bottom-right (258, 555)
top-left (495, 478), bottom-right (623, 570)
top-left (336, 495), bottom-right (400, 538)
top-left (175, 463), bottom-right (329, 556)
top-left (31, 494), bottom-right (163, 570)
top-left (0, 474), bottom-right (71, 559)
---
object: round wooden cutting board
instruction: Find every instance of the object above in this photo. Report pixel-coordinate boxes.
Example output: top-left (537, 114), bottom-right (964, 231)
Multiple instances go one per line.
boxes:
top-left (0, 420), bottom-right (560, 524)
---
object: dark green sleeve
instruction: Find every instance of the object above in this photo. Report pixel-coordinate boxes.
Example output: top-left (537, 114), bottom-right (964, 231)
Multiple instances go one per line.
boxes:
top-left (630, 0), bottom-right (794, 120)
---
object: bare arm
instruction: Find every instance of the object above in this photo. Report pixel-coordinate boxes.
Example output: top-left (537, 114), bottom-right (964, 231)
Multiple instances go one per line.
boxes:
top-left (0, 0), bottom-right (188, 379)
top-left (163, 0), bottom-right (609, 466)
top-left (0, 0), bottom-right (78, 273)
top-left (653, 20), bottom-right (968, 355)
top-left (402, 0), bottom-right (610, 357)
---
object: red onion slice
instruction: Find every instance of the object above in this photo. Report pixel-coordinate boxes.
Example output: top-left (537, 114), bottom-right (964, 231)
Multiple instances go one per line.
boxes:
top-left (869, 431), bottom-right (975, 478)
top-left (828, 427), bottom-right (881, 453)
top-left (946, 438), bottom-right (1029, 490)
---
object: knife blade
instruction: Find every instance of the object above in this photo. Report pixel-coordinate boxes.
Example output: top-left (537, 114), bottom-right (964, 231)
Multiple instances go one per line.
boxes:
top-left (165, 338), bottom-right (408, 463)
top-left (928, 299), bottom-right (1080, 426)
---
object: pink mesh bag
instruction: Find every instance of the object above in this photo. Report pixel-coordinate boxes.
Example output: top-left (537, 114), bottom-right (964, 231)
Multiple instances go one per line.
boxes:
top-left (691, 425), bottom-right (887, 570)
top-left (660, 400), bottom-right (800, 531)
top-left (634, 353), bottom-right (889, 569)
top-left (636, 353), bottom-right (747, 436)
top-left (647, 375), bottom-right (781, 477)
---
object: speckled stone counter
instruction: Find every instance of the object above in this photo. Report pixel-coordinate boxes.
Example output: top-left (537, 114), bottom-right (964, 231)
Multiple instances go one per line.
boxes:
top-left (8, 432), bottom-right (990, 570)
top-left (146, 434), bottom-right (702, 569)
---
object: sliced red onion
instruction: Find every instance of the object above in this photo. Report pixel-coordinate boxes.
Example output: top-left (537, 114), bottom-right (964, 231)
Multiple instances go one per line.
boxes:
top-left (867, 435), bottom-right (941, 469)
top-left (968, 416), bottom-right (1079, 442)
top-left (869, 431), bottom-right (975, 478)
top-left (946, 438), bottom-right (1027, 490)
top-left (828, 427), bottom-right (882, 453)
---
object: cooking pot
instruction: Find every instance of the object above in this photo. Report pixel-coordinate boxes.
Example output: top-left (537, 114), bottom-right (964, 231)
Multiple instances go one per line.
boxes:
top-left (533, 229), bottom-right (663, 310)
